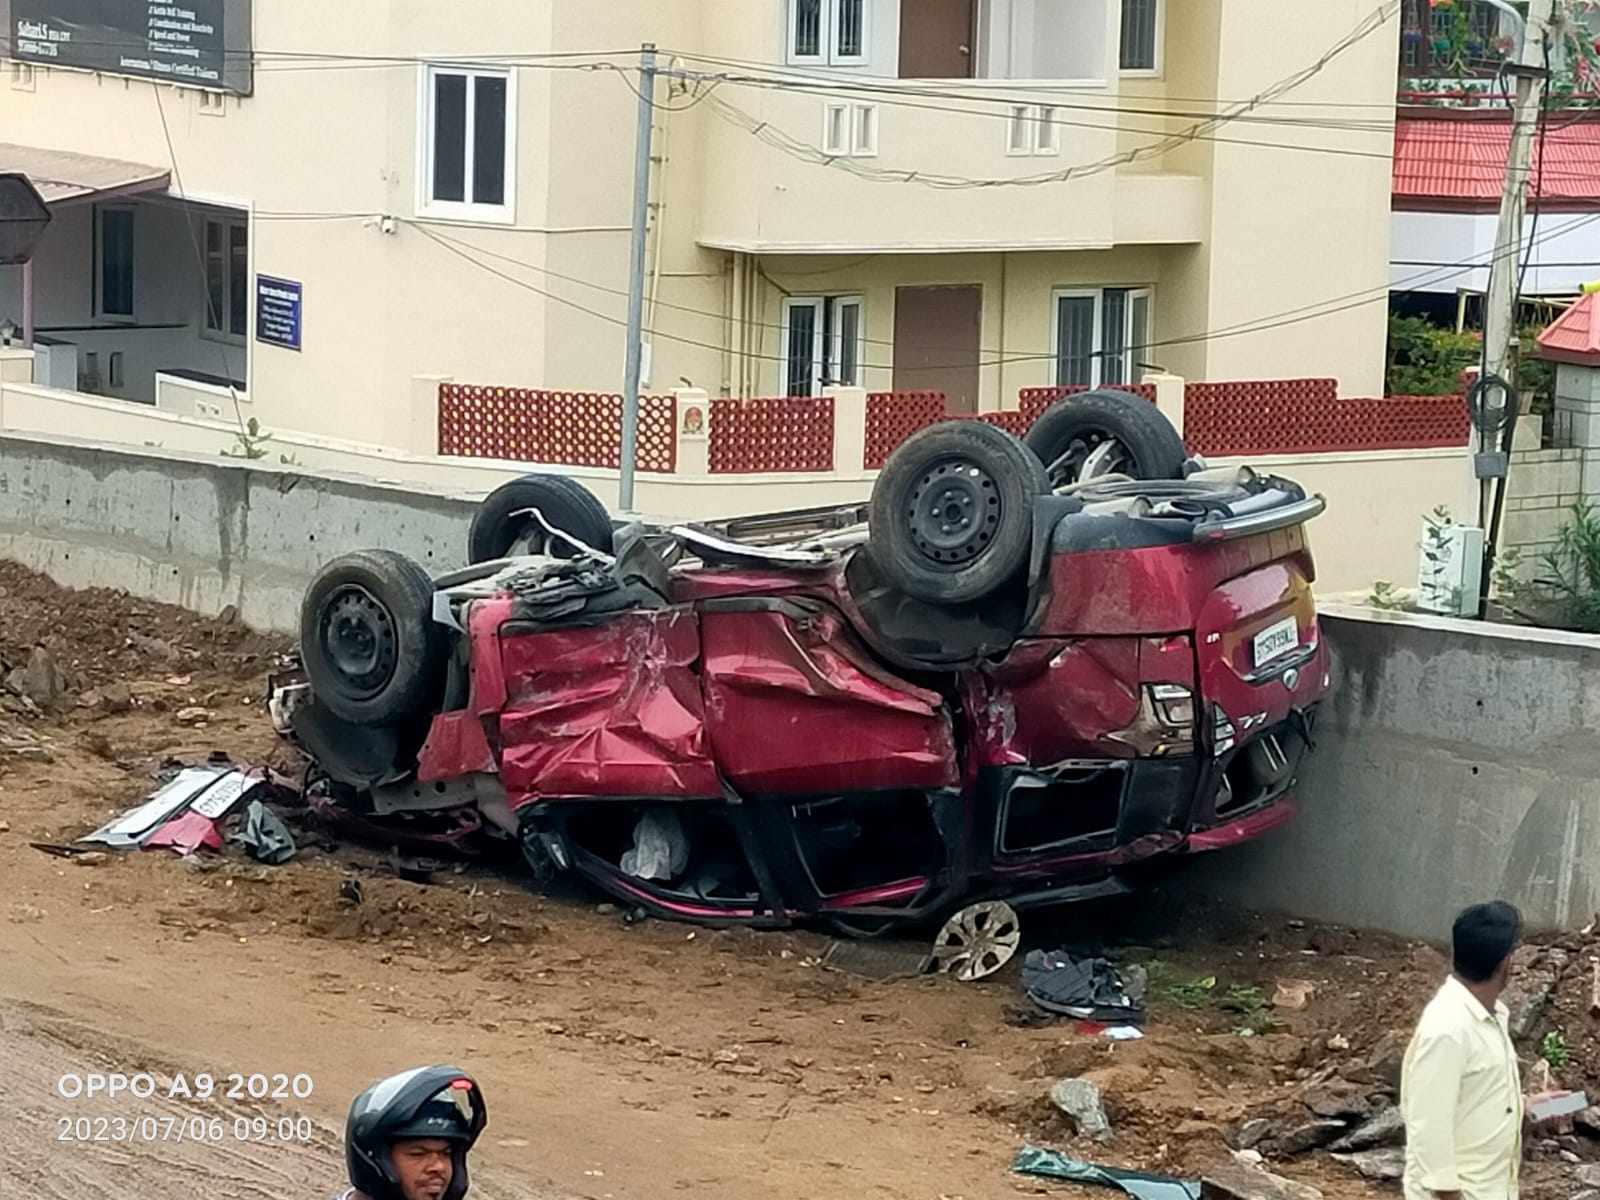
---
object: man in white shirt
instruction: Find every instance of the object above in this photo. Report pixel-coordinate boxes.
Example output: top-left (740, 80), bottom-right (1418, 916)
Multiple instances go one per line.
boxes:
top-left (1402, 901), bottom-right (1550, 1200)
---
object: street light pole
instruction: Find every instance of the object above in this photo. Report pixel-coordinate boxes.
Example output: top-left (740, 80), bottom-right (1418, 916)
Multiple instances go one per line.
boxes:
top-left (618, 43), bottom-right (657, 514)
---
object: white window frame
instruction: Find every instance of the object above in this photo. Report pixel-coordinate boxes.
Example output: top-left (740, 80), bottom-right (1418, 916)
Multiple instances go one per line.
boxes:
top-left (782, 295), bottom-right (866, 396)
top-left (823, 101), bottom-right (879, 156)
top-left (200, 215), bottom-right (249, 346)
top-left (1007, 104), bottom-right (1060, 156)
top-left (1051, 286), bottom-right (1154, 388)
top-left (787, 0), bottom-right (870, 66)
top-left (94, 204), bottom-right (136, 322)
top-left (416, 62), bottom-right (518, 225)
top-left (1119, 0), bottom-right (1163, 76)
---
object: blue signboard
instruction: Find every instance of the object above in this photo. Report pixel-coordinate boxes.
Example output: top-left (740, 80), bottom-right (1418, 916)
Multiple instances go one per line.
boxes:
top-left (255, 275), bottom-right (302, 351)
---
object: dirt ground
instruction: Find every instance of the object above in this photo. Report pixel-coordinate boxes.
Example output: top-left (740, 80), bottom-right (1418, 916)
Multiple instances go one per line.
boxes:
top-left (2, 562), bottom-right (1598, 1200)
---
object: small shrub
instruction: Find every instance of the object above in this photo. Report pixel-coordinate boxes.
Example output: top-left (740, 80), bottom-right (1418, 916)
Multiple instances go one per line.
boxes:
top-left (1387, 315), bottom-right (1479, 397)
top-left (1165, 976), bottom-right (1217, 1011)
top-left (222, 417), bottom-right (272, 461)
top-left (1542, 1030), bottom-right (1571, 1069)
top-left (1368, 581), bottom-right (1408, 611)
top-left (1531, 504), bottom-right (1600, 633)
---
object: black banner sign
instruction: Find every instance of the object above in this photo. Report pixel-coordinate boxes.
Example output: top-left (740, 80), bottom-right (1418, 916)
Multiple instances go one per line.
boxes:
top-left (4, 0), bottom-right (253, 94)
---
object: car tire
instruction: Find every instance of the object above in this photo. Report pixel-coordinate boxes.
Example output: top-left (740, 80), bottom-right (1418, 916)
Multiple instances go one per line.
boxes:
top-left (1024, 389), bottom-right (1187, 486)
top-left (868, 420), bottom-right (1050, 606)
top-left (468, 473), bottom-right (614, 564)
top-left (300, 549), bottom-right (447, 727)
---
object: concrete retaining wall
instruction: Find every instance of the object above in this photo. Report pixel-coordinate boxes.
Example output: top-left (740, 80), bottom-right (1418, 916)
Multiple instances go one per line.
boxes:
top-left (1195, 604), bottom-right (1600, 939)
top-left (0, 431), bottom-right (478, 633)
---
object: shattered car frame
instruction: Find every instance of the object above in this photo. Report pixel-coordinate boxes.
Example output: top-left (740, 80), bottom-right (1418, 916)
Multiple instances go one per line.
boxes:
top-left (272, 393), bottom-right (1329, 935)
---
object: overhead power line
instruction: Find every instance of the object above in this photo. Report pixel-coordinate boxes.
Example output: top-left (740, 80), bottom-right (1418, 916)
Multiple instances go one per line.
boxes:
top-left (402, 203), bottom-right (1600, 374)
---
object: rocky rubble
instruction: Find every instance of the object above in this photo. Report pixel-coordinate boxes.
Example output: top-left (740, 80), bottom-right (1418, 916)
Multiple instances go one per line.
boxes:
top-left (1223, 938), bottom-right (1600, 1190)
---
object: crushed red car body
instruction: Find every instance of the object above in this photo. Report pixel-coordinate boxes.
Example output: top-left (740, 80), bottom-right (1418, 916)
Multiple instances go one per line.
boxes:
top-left (273, 398), bottom-right (1329, 937)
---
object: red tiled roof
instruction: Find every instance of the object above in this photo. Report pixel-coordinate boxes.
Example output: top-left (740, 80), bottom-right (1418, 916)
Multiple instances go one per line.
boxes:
top-left (1537, 292), bottom-right (1600, 364)
top-left (1393, 112), bottom-right (1600, 209)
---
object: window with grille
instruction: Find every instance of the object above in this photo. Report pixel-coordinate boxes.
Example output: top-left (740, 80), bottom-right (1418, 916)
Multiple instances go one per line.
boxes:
top-left (202, 217), bottom-right (249, 342)
top-left (95, 206), bottom-right (135, 320)
top-left (783, 296), bottom-right (866, 395)
top-left (1120, 0), bottom-right (1160, 72)
top-left (1054, 287), bottom-right (1153, 388)
top-left (789, 0), bottom-right (868, 65)
top-left (1398, 0), bottom-right (1509, 76)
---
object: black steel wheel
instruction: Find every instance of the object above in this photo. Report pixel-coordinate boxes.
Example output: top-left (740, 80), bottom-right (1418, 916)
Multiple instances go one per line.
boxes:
top-left (868, 420), bottom-right (1050, 606)
top-left (299, 550), bottom-right (446, 727)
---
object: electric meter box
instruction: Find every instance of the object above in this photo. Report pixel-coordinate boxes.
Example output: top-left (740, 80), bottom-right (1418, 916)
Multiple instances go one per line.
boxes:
top-left (1417, 522), bottom-right (1485, 617)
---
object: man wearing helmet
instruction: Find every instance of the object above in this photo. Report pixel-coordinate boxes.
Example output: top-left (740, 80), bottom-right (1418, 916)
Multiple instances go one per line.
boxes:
top-left (336, 1065), bottom-right (487, 1200)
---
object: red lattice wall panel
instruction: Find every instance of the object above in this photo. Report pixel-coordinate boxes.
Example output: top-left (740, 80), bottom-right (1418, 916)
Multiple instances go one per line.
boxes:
top-left (863, 391), bottom-right (947, 469)
top-left (709, 396), bottom-right (836, 473)
top-left (1018, 384), bottom-right (1159, 422)
top-left (865, 386), bottom-right (1160, 468)
top-left (437, 385), bottom-right (677, 473)
top-left (965, 411), bottom-right (1033, 438)
top-left (1183, 379), bottom-right (1469, 456)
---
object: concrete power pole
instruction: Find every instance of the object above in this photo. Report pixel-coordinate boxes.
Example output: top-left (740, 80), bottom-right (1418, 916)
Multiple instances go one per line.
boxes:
top-left (619, 43), bottom-right (658, 514)
top-left (1471, 0), bottom-right (1556, 610)
top-left (1481, 0), bottom-right (1557, 409)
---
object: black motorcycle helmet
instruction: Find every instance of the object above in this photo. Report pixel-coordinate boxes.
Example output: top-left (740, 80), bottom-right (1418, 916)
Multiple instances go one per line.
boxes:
top-left (345, 1065), bottom-right (487, 1200)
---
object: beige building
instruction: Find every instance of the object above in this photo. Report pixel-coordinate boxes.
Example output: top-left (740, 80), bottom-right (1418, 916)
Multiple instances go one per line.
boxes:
top-left (0, 1), bottom-right (1398, 445)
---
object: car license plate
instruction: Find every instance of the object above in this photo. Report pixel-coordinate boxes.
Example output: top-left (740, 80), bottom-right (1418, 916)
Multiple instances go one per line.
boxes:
top-left (1252, 617), bottom-right (1300, 667)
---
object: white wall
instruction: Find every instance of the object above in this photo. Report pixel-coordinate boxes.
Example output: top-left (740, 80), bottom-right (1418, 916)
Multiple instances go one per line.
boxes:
top-left (1392, 209), bottom-right (1600, 295)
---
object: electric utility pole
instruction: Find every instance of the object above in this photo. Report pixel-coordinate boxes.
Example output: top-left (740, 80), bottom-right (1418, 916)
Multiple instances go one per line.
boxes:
top-left (1481, 0), bottom-right (1556, 417)
top-left (619, 43), bottom-right (658, 514)
top-left (1469, 0), bottom-right (1556, 614)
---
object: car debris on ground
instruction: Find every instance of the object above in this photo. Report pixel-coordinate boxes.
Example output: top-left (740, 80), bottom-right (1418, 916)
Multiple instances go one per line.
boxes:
top-left (1022, 949), bottom-right (1147, 1024)
top-left (1011, 1148), bottom-right (1199, 1200)
top-left (229, 797), bottom-right (297, 864)
top-left (77, 762), bottom-right (292, 859)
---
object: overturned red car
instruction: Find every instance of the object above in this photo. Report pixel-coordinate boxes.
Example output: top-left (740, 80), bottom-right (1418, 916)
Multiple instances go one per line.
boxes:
top-left (272, 390), bottom-right (1328, 960)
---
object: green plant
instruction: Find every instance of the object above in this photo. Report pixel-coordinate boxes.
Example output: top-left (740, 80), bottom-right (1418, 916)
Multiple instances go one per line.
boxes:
top-left (1515, 328), bottom-right (1556, 424)
top-left (1387, 315), bottom-right (1480, 397)
top-left (222, 417), bottom-right (273, 460)
top-left (1419, 505), bottom-right (1465, 614)
top-left (1490, 545), bottom-right (1525, 602)
top-left (1368, 580), bottom-right (1408, 611)
top-left (1165, 976), bottom-right (1217, 1011)
top-left (1541, 1030), bottom-right (1571, 1070)
top-left (1532, 503), bottom-right (1600, 633)
top-left (1221, 985), bottom-right (1283, 1036)
top-left (1439, 0), bottom-right (1477, 77)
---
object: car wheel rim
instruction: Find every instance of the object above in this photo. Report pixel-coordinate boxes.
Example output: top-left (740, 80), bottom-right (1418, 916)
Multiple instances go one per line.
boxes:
top-left (907, 458), bottom-right (1002, 569)
top-left (1046, 432), bottom-right (1134, 487)
top-left (321, 585), bottom-right (397, 698)
top-left (506, 523), bottom-right (555, 557)
top-left (932, 900), bottom-right (1021, 982)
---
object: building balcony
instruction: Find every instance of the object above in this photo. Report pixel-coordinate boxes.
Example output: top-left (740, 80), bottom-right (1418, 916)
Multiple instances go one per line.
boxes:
top-left (692, 84), bottom-right (1204, 254)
